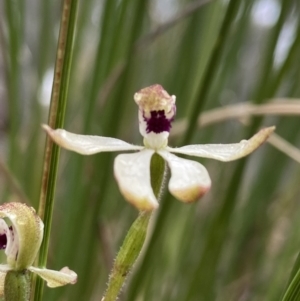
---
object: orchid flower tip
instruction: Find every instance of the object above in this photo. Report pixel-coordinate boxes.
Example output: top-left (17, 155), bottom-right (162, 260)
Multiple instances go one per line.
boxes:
top-left (265, 125), bottom-right (276, 132)
top-left (260, 125), bottom-right (276, 139)
top-left (269, 125), bottom-right (276, 132)
top-left (42, 124), bottom-right (52, 133)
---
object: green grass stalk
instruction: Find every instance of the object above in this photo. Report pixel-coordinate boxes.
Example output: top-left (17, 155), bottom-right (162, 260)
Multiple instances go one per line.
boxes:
top-left (32, 0), bottom-right (79, 300)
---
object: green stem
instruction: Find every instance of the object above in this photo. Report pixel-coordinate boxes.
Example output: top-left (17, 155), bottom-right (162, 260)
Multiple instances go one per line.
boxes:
top-left (102, 212), bottom-right (152, 301)
top-left (102, 153), bottom-right (165, 301)
top-left (5, 270), bottom-right (31, 301)
top-left (32, 0), bottom-right (79, 300)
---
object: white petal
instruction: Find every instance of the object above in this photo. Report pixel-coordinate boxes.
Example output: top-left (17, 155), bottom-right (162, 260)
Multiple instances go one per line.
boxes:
top-left (4, 225), bottom-right (18, 269)
top-left (138, 109), bottom-right (147, 138)
top-left (0, 219), bottom-right (9, 236)
top-left (28, 266), bottom-right (77, 288)
top-left (158, 151), bottom-right (211, 203)
top-left (167, 126), bottom-right (275, 161)
top-left (114, 150), bottom-right (158, 210)
top-left (43, 125), bottom-right (143, 155)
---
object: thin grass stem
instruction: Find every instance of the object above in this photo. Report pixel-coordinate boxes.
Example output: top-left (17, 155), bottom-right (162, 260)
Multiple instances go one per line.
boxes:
top-left (32, 0), bottom-right (79, 300)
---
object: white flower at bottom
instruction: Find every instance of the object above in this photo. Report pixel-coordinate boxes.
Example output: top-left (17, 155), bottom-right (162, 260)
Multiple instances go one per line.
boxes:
top-left (43, 84), bottom-right (275, 211)
top-left (0, 203), bottom-right (77, 296)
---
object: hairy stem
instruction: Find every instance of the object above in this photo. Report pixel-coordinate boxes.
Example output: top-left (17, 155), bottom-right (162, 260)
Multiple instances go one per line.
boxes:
top-left (102, 154), bottom-right (165, 301)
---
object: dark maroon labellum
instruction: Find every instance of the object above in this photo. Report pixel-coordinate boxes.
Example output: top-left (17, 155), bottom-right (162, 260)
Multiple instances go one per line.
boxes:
top-left (145, 110), bottom-right (173, 133)
top-left (0, 233), bottom-right (7, 249)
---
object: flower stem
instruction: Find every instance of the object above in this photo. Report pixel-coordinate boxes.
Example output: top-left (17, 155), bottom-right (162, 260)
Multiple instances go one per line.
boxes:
top-left (32, 0), bottom-right (79, 300)
top-left (102, 211), bottom-right (151, 301)
top-left (102, 153), bottom-right (165, 301)
top-left (5, 270), bottom-right (31, 301)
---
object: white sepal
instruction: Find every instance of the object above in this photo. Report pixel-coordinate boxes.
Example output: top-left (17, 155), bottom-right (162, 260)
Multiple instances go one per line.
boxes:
top-left (158, 150), bottom-right (211, 203)
top-left (167, 126), bottom-right (275, 161)
top-left (28, 266), bottom-right (77, 288)
top-left (114, 149), bottom-right (158, 211)
top-left (43, 125), bottom-right (143, 155)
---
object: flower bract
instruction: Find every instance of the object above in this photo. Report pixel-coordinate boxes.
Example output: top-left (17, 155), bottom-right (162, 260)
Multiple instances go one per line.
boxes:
top-left (43, 84), bottom-right (275, 211)
top-left (0, 202), bottom-right (77, 295)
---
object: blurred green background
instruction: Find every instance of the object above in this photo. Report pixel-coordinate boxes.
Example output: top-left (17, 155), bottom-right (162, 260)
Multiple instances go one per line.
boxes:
top-left (1, 0), bottom-right (300, 300)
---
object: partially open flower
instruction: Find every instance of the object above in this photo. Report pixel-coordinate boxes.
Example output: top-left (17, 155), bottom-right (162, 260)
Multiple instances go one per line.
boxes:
top-left (43, 84), bottom-right (275, 211)
top-left (0, 203), bottom-right (77, 296)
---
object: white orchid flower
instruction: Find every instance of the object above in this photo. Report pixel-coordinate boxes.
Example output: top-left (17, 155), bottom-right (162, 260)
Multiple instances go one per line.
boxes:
top-left (43, 84), bottom-right (275, 211)
top-left (0, 202), bottom-right (77, 295)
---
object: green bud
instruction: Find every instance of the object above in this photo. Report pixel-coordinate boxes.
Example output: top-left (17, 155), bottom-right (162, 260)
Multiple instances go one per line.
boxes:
top-left (0, 203), bottom-right (44, 270)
